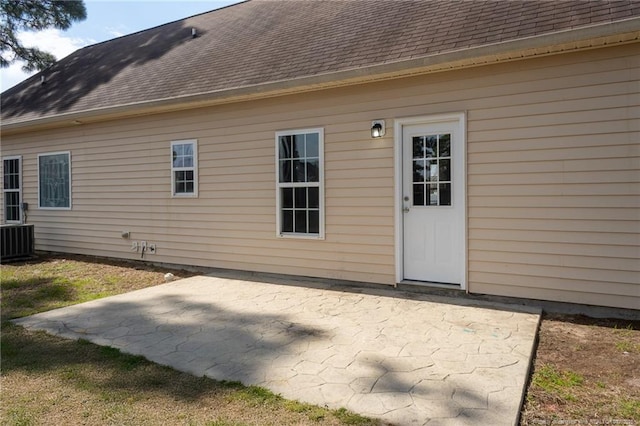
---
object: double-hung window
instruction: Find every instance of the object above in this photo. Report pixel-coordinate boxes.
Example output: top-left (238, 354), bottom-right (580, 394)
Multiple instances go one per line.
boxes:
top-left (3, 156), bottom-right (22, 222)
top-left (171, 140), bottom-right (198, 197)
top-left (276, 128), bottom-right (324, 238)
top-left (38, 151), bottom-right (71, 209)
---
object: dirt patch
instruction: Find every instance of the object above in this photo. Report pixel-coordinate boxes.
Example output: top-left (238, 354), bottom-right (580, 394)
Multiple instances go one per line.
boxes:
top-left (521, 313), bottom-right (640, 425)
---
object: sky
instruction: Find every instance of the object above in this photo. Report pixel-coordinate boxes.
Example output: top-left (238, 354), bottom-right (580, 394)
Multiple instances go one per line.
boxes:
top-left (1, 0), bottom-right (242, 92)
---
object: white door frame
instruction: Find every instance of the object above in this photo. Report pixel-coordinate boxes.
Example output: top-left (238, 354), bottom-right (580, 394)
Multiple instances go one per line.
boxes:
top-left (394, 112), bottom-right (467, 290)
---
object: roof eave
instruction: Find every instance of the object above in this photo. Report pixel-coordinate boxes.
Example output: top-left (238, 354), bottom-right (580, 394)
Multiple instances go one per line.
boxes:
top-left (3, 17), bottom-right (639, 135)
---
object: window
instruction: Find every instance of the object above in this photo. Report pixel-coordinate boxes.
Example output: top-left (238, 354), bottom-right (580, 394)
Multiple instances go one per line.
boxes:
top-left (412, 134), bottom-right (451, 206)
top-left (276, 128), bottom-right (324, 238)
top-left (171, 140), bottom-right (198, 197)
top-left (3, 156), bottom-right (22, 222)
top-left (38, 152), bottom-right (71, 209)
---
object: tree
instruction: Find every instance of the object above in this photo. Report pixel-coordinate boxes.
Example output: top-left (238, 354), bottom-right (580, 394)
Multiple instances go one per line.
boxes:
top-left (0, 0), bottom-right (86, 72)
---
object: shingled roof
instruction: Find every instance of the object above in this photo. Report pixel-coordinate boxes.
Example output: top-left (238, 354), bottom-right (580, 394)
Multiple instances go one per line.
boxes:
top-left (2, 0), bottom-right (639, 130)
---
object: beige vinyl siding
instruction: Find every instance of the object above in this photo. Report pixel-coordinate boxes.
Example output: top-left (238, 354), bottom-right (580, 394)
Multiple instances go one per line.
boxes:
top-left (1, 104), bottom-right (398, 285)
top-left (1, 43), bottom-right (638, 308)
top-left (464, 45), bottom-right (639, 309)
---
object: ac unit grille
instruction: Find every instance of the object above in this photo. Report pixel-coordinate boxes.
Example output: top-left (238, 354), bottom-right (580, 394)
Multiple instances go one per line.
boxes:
top-left (1, 224), bottom-right (35, 262)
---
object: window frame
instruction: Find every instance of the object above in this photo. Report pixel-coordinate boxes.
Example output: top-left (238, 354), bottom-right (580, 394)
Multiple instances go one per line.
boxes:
top-left (3, 155), bottom-right (22, 223)
top-left (275, 128), bottom-right (325, 239)
top-left (38, 151), bottom-right (72, 210)
top-left (170, 139), bottom-right (198, 198)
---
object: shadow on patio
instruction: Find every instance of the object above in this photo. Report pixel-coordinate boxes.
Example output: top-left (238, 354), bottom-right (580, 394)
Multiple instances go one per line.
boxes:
top-left (11, 274), bottom-right (539, 424)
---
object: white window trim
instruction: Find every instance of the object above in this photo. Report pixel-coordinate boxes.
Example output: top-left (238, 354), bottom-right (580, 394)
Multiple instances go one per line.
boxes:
top-left (38, 151), bottom-right (72, 210)
top-left (171, 139), bottom-right (198, 198)
top-left (275, 127), bottom-right (325, 239)
top-left (3, 155), bottom-right (22, 223)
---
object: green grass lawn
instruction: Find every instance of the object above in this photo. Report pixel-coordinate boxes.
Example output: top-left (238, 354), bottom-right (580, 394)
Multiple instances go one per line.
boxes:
top-left (1, 255), bottom-right (378, 426)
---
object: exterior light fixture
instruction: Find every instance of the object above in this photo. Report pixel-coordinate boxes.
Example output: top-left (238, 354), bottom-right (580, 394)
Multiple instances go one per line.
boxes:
top-left (371, 120), bottom-right (385, 138)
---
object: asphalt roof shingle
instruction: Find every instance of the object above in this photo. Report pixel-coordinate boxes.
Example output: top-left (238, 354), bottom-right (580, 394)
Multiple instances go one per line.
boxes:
top-left (2, 0), bottom-right (639, 126)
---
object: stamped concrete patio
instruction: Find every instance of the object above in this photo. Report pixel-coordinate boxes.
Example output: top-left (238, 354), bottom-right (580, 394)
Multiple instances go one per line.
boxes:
top-left (13, 274), bottom-right (540, 425)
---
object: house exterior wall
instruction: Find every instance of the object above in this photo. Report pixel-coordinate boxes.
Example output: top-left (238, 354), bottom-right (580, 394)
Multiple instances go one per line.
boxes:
top-left (1, 43), bottom-right (638, 309)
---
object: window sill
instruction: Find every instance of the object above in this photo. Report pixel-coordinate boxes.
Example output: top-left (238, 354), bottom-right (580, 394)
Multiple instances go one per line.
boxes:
top-left (278, 233), bottom-right (325, 240)
top-left (171, 193), bottom-right (198, 198)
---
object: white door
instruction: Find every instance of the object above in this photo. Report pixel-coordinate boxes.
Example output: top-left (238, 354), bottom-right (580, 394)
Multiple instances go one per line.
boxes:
top-left (401, 118), bottom-right (465, 285)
